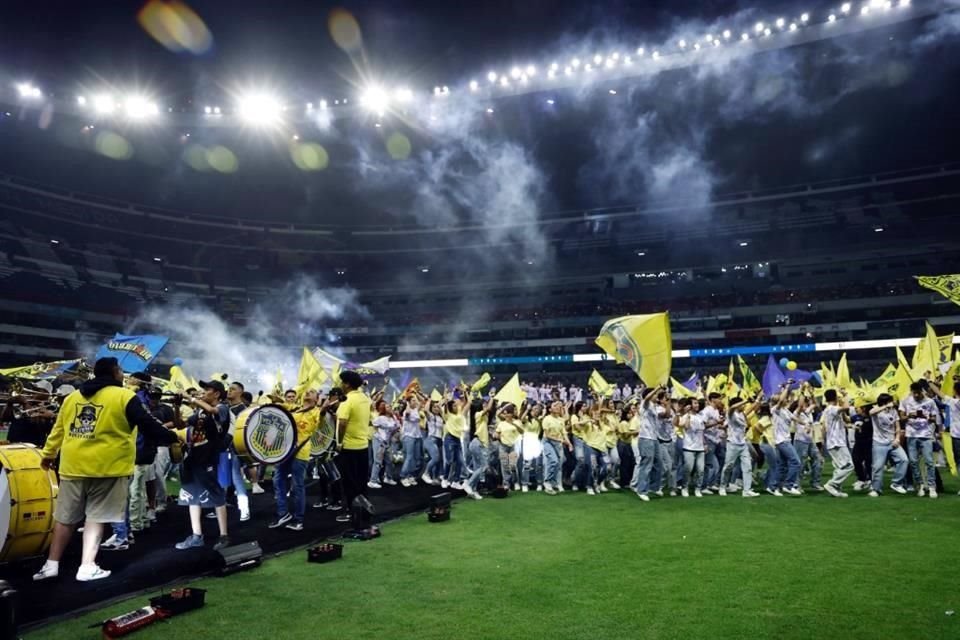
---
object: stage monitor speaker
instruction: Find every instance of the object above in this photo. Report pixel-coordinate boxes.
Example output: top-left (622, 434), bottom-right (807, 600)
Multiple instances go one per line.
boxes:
top-left (216, 541), bottom-right (262, 576)
top-left (0, 581), bottom-right (17, 640)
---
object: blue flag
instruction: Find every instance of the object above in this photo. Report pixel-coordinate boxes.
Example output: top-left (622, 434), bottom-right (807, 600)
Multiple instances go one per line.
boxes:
top-left (94, 333), bottom-right (169, 373)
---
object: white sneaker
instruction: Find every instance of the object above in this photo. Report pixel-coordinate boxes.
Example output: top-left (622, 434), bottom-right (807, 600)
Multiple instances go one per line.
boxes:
top-left (681, 488), bottom-right (689, 498)
top-left (513, 483), bottom-right (521, 491)
top-left (571, 485), bottom-right (579, 492)
top-left (609, 481), bottom-right (621, 489)
top-left (929, 488), bottom-right (938, 499)
top-left (891, 484), bottom-right (907, 495)
top-left (598, 484), bottom-right (608, 493)
top-left (742, 490), bottom-right (760, 498)
top-left (76, 564), bottom-right (111, 582)
top-left (586, 487), bottom-right (596, 496)
top-left (783, 487), bottom-right (803, 496)
top-left (421, 473), bottom-right (433, 485)
top-left (810, 485), bottom-right (825, 492)
top-left (537, 485), bottom-right (543, 492)
top-left (669, 490), bottom-right (677, 497)
top-left (824, 483), bottom-right (841, 497)
top-left (637, 493), bottom-right (650, 502)
top-left (367, 481), bottom-right (382, 489)
top-left (766, 488), bottom-right (783, 497)
top-left (917, 487), bottom-right (925, 497)
top-left (654, 490), bottom-right (664, 497)
top-left (451, 482), bottom-right (463, 490)
top-left (557, 484), bottom-right (565, 493)
top-left (694, 488), bottom-right (703, 498)
top-left (700, 488), bottom-right (713, 495)
top-left (545, 486), bottom-right (557, 495)
top-left (251, 483), bottom-right (265, 495)
top-left (853, 480), bottom-right (865, 491)
top-left (522, 486), bottom-right (529, 493)
top-left (868, 490), bottom-right (879, 497)
top-left (718, 487), bottom-right (727, 496)
top-left (33, 560), bottom-right (59, 581)
top-left (383, 478), bottom-right (397, 486)
top-left (470, 490), bottom-right (483, 500)
top-left (726, 484), bottom-right (739, 493)
top-left (146, 509), bottom-right (157, 521)
top-left (440, 479), bottom-right (449, 489)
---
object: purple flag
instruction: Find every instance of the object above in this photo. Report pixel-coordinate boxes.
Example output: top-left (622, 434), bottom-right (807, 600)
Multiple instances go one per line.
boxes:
top-left (682, 373), bottom-right (699, 392)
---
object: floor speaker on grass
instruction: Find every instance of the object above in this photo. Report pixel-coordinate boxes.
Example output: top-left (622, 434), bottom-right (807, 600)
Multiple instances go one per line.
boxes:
top-left (216, 541), bottom-right (262, 576)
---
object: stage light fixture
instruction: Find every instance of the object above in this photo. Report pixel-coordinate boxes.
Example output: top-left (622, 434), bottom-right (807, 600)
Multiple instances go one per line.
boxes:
top-left (679, 39), bottom-right (687, 48)
top-left (776, 17), bottom-right (786, 28)
top-left (204, 106), bottom-right (212, 114)
top-left (125, 96), bottom-right (159, 119)
top-left (764, 28), bottom-right (772, 36)
top-left (546, 99), bottom-right (554, 105)
top-left (828, 13), bottom-right (837, 22)
top-left (15, 83), bottom-right (42, 99)
top-left (93, 94), bottom-right (115, 114)
top-left (319, 99), bottom-right (328, 109)
top-left (237, 93), bottom-right (282, 124)
top-left (741, 33), bottom-right (750, 41)
top-left (790, 23), bottom-right (798, 31)
top-left (755, 22), bottom-right (765, 32)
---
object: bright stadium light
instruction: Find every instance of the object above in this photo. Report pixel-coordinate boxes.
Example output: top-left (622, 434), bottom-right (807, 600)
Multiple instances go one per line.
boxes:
top-left (635, 48), bottom-right (644, 56)
top-left (394, 87), bottom-right (413, 103)
top-left (679, 39), bottom-right (687, 48)
top-left (593, 54), bottom-right (602, 64)
top-left (755, 21), bottom-right (765, 33)
top-left (789, 22), bottom-right (798, 31)
top-left (694, 42), bottom-right (702, 50)
top-left (487, 71), bottom-right (498, 83)
top-left (469, 80), bottom-right (479, 91)
top-left (237, 92), bottom-right (282, 124)
top-left (204, 105), bottom-right (212, 114)
top-left (361, 86), bottom-right (390, 112)
top-left (76, 95), bottom-right (87, 106)
top-left (93, 94), bottom-right (115, 114)
top-left (801, 12), bottom-right (810, 22)
top-left (16, 83), bottom-right (42, 99)
top-left (741, 33), bottom-right (750, 41)
top-left (828, 13), bottom-right (837, 21)
top-left (776, 17), bottom-right (786, 28)
top-left (841, 2), bottom-right (852, 13)
top-left (899, 0), bottom-right (910, 6)
top-left (525, 64), bottom-right (536, 76)
top-left (510, 66), bottom-right (522, 79)
top-left (125, 95), bottom-right (159, 119)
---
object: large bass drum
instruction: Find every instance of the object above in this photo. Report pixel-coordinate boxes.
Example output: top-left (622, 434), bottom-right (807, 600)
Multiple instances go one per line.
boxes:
top-left (0, 444), bottom-right (59, 563)
top-left (233, 404), bottom-right (298, 465)
top-left (309, 415), bottom-right (337, 461)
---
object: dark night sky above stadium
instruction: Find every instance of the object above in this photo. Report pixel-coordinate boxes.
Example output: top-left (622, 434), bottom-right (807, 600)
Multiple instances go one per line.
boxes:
top-left (0, 1), bottom-right (958, 225)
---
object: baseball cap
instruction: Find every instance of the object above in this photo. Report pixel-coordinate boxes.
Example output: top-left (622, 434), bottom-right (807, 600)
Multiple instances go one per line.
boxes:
top-left (93, 357), bottom-right (119, 377)
top-left (198, 380), bottom-right (227, 398)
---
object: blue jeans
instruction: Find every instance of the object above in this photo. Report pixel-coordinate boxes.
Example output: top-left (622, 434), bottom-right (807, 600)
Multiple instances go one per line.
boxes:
top-left (871, 442), bottom-right (908, 492)
top-left (906, 437), bottom-right (935, 489)
top-left (635, 439), bottom-right (659, 495)
top-left (702, 442), bottom-right (720, 488)
top-left (274, 458), bottom-right (307, 522)
top-left (775, 441), bottom-right (801, 489)
top-left (721, 442), bottom-right (753, 492)
top-left (424, 436), bottom-right (442, 479)
top-left (759, 443), bottom-right (779, 490)
top-left (794, 440), bottom-right (822, 488)
top-left (571, 437), bottom-right (586, 487)
top-left (658, 441), bottom-right (676, 491)
top-left (521, 452), bottom-right (543, 486)
top-left (682, 450), bottom-right (704, 489)
top-left (369, 439), bottom-right (388, 483)
top-left (467, 440), bottom-right (489, 491)
top-left (580, 445), bottom-right (596, 489)
top-left (231, 452), bottom-right (248, 498)
top-left (400, 436), bottom-right (422, 479)
top-left (443, 434), bottom-right (463, 482)
top-left (674, 439), bottom-right (686, 486)
top-left (542, 439), bottom-right (563, 487)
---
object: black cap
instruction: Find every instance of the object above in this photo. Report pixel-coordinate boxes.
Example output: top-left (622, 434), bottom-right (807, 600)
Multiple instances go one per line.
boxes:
top-left (93, 357), bottom-right (119, 377)
top-left (198, 380), bottom-right (227, 398)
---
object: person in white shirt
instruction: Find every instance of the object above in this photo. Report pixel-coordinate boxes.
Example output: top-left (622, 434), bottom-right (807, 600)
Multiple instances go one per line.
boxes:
top-left (719, 397), bottom-right (760, 498)
top-left (791, 396), bottom-right (823, 492)
top-left (867, 393), bottom-right (909, 497)
top-left (655, 395), bottom-right (677, 497)
top-left (611, 386), bottom-right (622, 403)
top-left (930, 378), bottom-right (960, 495)
top-left (567, 384), bottom-right (577, 403)
top-left (898, 382), bottom-right (940, 498)
top-left (559, 386), bottom-right (568, 403)
top-left (822, 389), bottom-right (854, 497)
top-left (700, 393), bottom-right (725, 493)
top-left (771, 386), bottom-right (803, 495)
top-left (678, 398), bottom-right (706, 498)
top-left (632, 386), bottom-right (663, 502)
top-left (622, 384), bottom-right (633, 402)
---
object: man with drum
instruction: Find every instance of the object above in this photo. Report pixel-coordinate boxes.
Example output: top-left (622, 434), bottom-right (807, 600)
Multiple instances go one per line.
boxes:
top-left (269, 389), bottom-right (325, 531)
top-left (33, 357), bottom-right (179, 582)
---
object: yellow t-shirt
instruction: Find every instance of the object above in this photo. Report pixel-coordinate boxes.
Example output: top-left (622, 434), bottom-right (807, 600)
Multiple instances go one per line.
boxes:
top-left (475, 414), bottom-right (489, 446)
top-left (603, 414), bottom-right (619, 449)
top-left (496, 420), bottom-right (523, 447)
top-left (42, 385), bottom-right (142, 478)
top-left (570, 414), bottom-right (585, 439)
top-left (293, 407), bottom-right (322, 461)
top-left (524, 417), bottom-right (542, 438)
top-left (628, 415), bottom-right (642, 446)
top-left (444, 413), bottom-right (465, 439)
top-left (582, 418), bottom-right (607, 451)
top-left (336, 389), bottom-right (371, 450)
top-left (541, 415), bottom-right (566, 442)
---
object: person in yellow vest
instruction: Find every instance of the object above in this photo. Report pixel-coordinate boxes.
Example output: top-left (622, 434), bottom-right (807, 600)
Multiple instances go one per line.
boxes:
top-left (335, 371), bottom-right (372, 524)
top-left (541, 401), bottom-right (571, 495)
top-left (270, 389), bottom-right (324, 531)
top-left (464, 397), bottom-right (494, 500)
top-left (494, 405), bottom-right (524, 490)
top-left (33, 357), bottom-right (179, 582)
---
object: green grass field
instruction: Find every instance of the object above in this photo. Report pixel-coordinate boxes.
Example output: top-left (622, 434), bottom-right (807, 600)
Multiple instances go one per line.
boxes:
top-left (28, 479), bottom-right (960, 640)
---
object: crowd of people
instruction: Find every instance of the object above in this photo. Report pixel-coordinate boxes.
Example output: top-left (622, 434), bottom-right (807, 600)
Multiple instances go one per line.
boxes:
top-left (3, 357), bottom-right (958, 585)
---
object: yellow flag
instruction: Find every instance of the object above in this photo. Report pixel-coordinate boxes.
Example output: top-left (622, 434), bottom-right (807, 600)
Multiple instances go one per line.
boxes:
top-left (295, 347), bottom-right (328, 401)
top-left (888, 363), bottom-right (913, 401)
top-left (912, 323), bottom-right (939, 376)
top-left (470, 372), bottom-right (492, 393)
top-left (819, 361), bottom-right (836, 390)
top-left (670, 377), bottom-right (698, 399)
top-left (836, 353), bottom-right (852, 392)
top-left (738, 356), bottom-right (762, 395)
top-left (595, 313), bottom-right (672, 387)
top-left (916, 274), bottom-right (960, 306)
top-left (272, 368), bottom-right (284, 398)
top-left (494, 373), bottom-right (526, 409)
top-left (706, 374), bottom-right (728, 396)
top-left (942, 360), bottom-right (960, 397)
top-left (943, 433), bottom-right (958, 477)
top-left (588, 369), bottom-right (613, 398)
top-left (895, 346), bottom-right (913, 375)
top-left (871, 364), bottom-right (896, 390)
top-left (430, 388), bottom-right (443, 402)
top-left (164, 365), bottom-right (194, 394)
top-left (329, 362), bottom-right (341, 387)
top-left (938, 334), bottom-right (955, 367)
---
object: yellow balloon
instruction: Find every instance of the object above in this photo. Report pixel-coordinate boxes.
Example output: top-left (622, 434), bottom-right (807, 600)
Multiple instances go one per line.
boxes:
top-left (786, 361), bottom-right (798, 371)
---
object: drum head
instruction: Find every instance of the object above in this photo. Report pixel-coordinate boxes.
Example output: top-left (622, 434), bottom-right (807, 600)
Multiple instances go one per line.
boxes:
top-left (242, 404), bottom-right (297, 465)
top-left (309, 420), bottom-right (337, 459)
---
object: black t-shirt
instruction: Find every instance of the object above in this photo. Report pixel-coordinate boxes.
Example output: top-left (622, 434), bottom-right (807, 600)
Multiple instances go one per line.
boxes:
top-left (185, 403), bottom-right (230, 467)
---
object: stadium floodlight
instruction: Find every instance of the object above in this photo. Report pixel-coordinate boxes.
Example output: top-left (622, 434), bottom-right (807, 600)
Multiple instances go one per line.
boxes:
top-left (564, 66), bottom-right (573, 75)
top-left (841, 2), bottom-right (851, 13)
top-left (739, 241), bottom-right (749, 247)
top-left (635, 48), bottom-right (644, 56)
top-left (125, 96), bottom-right (159, 119)
top-left (861, 6), bottom-right (870, 15)
top-left (487, 71), bottom-right (497, 83)
top-left (828, 13), bottom-right (837, 22)
top-left (679, 39), bottom-right (687, 48)
top-left (755, 21), bottom-right (765, 32)
top-left (77, 95), bottom-right (87, 106)
top-left (608, 89), bottom-right (617, 95)
top-left (584, 63), bottom-right (593, 72)
top-left (776, 17), bottom-right (785, 28)
top-left (420, 266), bottom-right (430, 273)
top-left (500, 77), bottom-right (509, 87)
top-left (764, 28), bottom-right (772, 36)
top-left (593, 54), bottom-right (602, 64)
top-left (801, 12), bottom-right (810, 22)
top-left (572, 57), bottom-right (581, 67)
top-left (93, 94), bottom-right (115, 114)
top-left (319, 99), bottom-right (327, 109)
top-left (546, 99), bottom-right (555, 105)
top-left (525, 64), bottom-right (536, 76)
top-left (550, 62), bottom-right (559, 71)
top-left (741, 33), bottom-right (750, 41)
top-left (789, 23), bottom-right (798, 31)
top-left (15, 83), bottom-right (42, 99)
top-left (486, 107), bottom-right (494, 113)
top-left (899, 0), bottom-right (909, 6)
top-left (362, 86), bottom-right (390, 111)
top-left (694, 42), bottom-right (702, 50)
top-left (469, 80), bottom-right (479, 91)
top-left (237, 92), bottom-right (282, 124)
top-left (623, 56), bottom-right (632, 65)
top-left (874, 226), bottom-right (884, 232)
top-left (394, 87), bottom-right (413, 103)
top-left (651, 51), bottom-right (660, 60)
top-left (510, 66), bottom-right (522, 79)
top-left (204, 105), bottom-right (212, 114)
top-left (214, 106), bottom-right (221, 114)
top-left (723, 29), bottom-right (732, 39)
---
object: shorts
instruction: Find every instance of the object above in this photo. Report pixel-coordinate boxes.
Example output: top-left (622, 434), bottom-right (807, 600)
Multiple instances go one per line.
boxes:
top-left (179, 461), bottom-right (226, 508)
top-left (55, 476), bottom-right (130, 525)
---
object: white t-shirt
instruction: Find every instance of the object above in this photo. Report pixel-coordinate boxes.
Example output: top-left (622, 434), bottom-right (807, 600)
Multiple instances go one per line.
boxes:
top-left (700, 405), bottom-right (722, 445)
top-left (682, 413), bottom-right (705, 451)
top-left (772, 407), bottom-right (794, 445)
top-left (638, 402), bottom-right (660, 441)
top-left (657, 411), bottom-right (675, 442)
top-left (623, 385), bottom-right (633, 400)
top-left (822, 405), bottom-right (847, 449)
top-left (944, 397), bottom-right (960, 439)
top-left (373, 415), bottom-right (398, 442)
top-left (612, 388), bottom-right (622, 402)
top-left (559, 387), bottom-right (568, 402)
top-left (871, 408), bottom-right (898, 446)
top-left (793, 409), bottom-right (815, 443)
top-left (402, 409), bottom-right (423, 439)
top-left (899, 396), bottom-right (938, 439)
top-left (727, 411), bottom-right (747, 446)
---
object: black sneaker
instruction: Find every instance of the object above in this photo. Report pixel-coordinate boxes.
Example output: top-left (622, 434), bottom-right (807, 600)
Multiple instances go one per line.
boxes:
top-left (335, 513), bottom-right (351, 523)
top-left (269, 513), bottom-right (293, 529)
top-left (212, 536), bottom-right (231, 551)
top-left (285, 520), bottom-right (304, 531)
